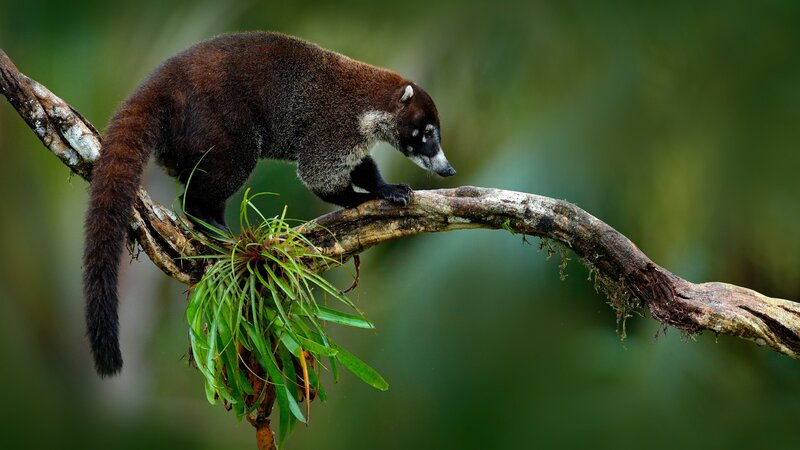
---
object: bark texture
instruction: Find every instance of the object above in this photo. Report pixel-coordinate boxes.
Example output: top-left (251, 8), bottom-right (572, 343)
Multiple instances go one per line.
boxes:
top-left (2, 48), bottom-right (799, 380)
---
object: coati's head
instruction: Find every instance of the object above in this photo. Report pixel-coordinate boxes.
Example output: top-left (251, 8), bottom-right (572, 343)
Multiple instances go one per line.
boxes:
top-left (393, 84), bottom-right (456, 177)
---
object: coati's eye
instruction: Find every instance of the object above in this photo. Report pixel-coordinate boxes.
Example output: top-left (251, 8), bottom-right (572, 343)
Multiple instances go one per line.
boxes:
top-left (420, 124), bottom-right (435, 143)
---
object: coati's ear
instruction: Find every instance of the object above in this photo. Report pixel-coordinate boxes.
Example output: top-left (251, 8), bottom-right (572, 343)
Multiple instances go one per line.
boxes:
top-left (400, 85), bottom-right (414, 103)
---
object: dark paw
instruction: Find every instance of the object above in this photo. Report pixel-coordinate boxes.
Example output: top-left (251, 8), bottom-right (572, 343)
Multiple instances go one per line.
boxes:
top-left (377, 184), bottom-right (413, 206)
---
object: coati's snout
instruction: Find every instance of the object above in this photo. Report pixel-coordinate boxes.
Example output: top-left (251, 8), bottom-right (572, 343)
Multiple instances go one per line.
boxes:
top-left (436, 159), bottom-right (457, 177)
top-left (411, 148), bottom-right (456, 177)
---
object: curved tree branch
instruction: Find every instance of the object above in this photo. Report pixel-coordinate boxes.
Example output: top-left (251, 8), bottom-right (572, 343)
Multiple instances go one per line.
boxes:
top-left (2, 49), bottom-right (799, 367)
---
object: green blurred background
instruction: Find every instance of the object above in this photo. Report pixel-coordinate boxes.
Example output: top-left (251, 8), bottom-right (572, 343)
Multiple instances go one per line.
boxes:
top-left (1, 1), bottom-right (799, 449)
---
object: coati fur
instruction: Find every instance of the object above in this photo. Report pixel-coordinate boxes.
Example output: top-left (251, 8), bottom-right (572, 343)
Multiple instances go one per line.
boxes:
top-left (84, 31), bottom-right (456, 376)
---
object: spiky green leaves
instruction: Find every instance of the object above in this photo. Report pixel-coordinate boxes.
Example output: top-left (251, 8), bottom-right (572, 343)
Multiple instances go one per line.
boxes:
top-left (184, 190), bottom-right (387, 447)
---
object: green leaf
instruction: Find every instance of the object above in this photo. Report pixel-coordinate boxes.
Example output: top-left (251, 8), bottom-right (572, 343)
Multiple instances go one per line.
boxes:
top-left (279, 332), bottom-right (302, 357)
top-left (329, 355), bottom-right (339, 383)
top-left (277, 343), bottom-right (307, 424)
top-left (307, 363), bottom-right (327, 402)
top-left (261, 341), bottom-right (294, 445)
top-left (245, 323), bottom-right (269, 361)
top-left (277, 340), bottom-right (300, 402)
top-left (297, 336), bottom-right (338, 357)
top-left (285, 384), bottom-right (307, 423)
top-left (314, 306), bottom-right (374, 329)
top-left (333, 345), bottom-right (389, 391)
top-left (186, 285), bottom-right (204, 324)
top-left (265, 343), bottom-right (307, 424)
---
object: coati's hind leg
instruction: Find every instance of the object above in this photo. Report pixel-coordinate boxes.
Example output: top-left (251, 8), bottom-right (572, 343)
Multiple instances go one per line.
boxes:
top-left (180, 147), bottom-right (258, 232)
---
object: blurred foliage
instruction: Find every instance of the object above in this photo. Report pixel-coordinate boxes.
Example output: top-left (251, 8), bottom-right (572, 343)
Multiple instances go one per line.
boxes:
top-left (0, 1), bottom-right (799, 449)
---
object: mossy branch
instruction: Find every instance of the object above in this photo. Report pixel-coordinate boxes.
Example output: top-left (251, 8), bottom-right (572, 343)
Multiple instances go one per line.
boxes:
top-left (3, 47), bottom-right (799, 380)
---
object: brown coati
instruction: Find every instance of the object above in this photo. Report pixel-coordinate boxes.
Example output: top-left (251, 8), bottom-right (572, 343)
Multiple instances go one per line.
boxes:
top-left (84, 31), bottom-right (455, 376)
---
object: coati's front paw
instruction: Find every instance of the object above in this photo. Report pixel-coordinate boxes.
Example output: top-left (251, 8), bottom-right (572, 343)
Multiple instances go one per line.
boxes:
top-left (377, 183), bottom-right (413, 206)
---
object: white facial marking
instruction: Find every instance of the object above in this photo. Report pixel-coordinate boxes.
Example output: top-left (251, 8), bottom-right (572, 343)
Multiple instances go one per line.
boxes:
top-left (406, 145), bottom-right (413, 152)
top-left (409, 155), bottom-right (428, 170)
top-left (400, 85), bottom-right (414, 102)
top-left (406, 146), bottom-right (451, 174)
top-left (412, 129), bottom-right (419, 137)
top-left (421, 124), bottom-right (436, 144)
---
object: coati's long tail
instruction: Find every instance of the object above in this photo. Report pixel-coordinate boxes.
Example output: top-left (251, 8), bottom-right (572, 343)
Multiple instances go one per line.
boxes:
top-left (83, 99), bottom-right (161, 376)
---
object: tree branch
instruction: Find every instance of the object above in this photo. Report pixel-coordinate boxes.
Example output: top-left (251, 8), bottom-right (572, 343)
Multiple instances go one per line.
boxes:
top-left (3, 48), bottom-right (799, 368)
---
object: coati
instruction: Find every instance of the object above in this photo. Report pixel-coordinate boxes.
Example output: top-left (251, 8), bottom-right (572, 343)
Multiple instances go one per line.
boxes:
top-left (84, 31), bottom-right (456, 376)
